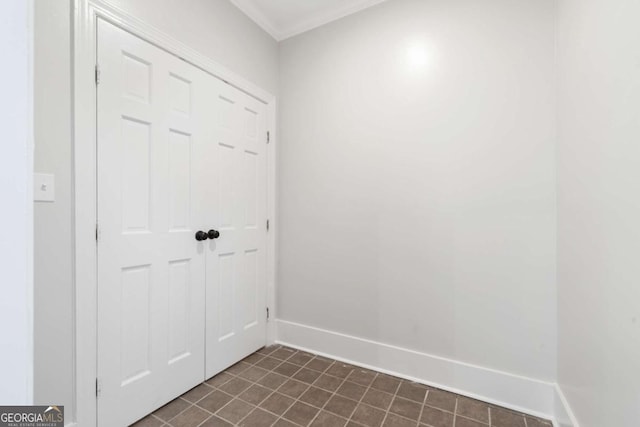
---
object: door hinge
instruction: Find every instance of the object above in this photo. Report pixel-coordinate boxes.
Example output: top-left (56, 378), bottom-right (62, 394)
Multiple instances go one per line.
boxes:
top-left (266, 307), bottom-right (270, 320)
top-left (96, 378), bottom-right (101, 398)
top-left (95, 64), bottom-right (100, 85)
top-left (266, 219), bottom-right (270, 231)
top-left (266, 131), bottom-right (270, 144)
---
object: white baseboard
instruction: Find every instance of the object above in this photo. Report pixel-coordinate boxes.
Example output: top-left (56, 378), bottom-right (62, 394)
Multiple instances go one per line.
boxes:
top-left (276, 319), bottom-right (572, 426)
top-left (553, 385), bottom-right (581, 427)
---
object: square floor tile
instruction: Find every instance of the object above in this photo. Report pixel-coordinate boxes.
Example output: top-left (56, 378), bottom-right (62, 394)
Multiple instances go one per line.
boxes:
top-left (324, 395), bottom-right (358, 418)
top-left (370, 374), bottom-right (401, 394)
top-left (238, 384), bottom-right (273, 405)
top-left (200, 415), bottom-right (233, 427)
top-left (283, 401), bottom-right (320, 426)
top-left (239, 366), bottom-right (270, 382)
top-left (298, 388), bottom-right (330, 408)
top-left (382, 413), bottom-right (415, 427)
top-left (197, 390), bottom-right (233, 414)
top-left (420, 405), bottom-right (454, 427)
top-left (257, 373), bottom-right (289, 390)
top-left (294, 368), bottom-right (323, 384)
top-left (306, 357), bottom-right (333, 373)
top-left (314, 374), bottom-right (343, 392)
top-left (336, 381), bottom-right (366, 401)
top-left (396, 382), bottom-right (428, 403)
top-left (260, 392), bottom-right (295, 416)
top-left (182, 384), bottom-right (214, 403)
top-left (168, 405), bottom-right (209, 427)
top-left (238, 408), bottom-right (278, 427)
top-left (454, 417), bottom-right (486, 427)
top-left (361, 388), bottom-right (393, 410)
top-left (326, 363), bottom-right (354, 379)
top-left (350, 404), bottom-right (386, 427)
top-left (243, 353), bottom-right (265, 365)
top-left (271, 347), bottom-right (297, 361)
top-left (217, 399), bottom-right (254, 424)
top-left (275, 362), bottom-right (302, 377)
top-left (219, 377), bottom-right (253, 396)
top-left (226, 362), bottom-right (252, 376)
top-left (346, 369), bottom-right (376, 387)
top-left (310, 410), bottom-right (348, 427)
top-left (389, 397), bottom-right (421, 421)
top-left (490, 408), bottom-right (525, 427)
top-left (424, 390), bottom-right (456, 413)
top-left (279, 379), bottom-right (310, 398)
top-left (256, 357), bottom-right (282, 371)
top-left (154, 398), bottom-right (191, 421)
top-left (289, 351), bottom-right (315, 366)
top-left (207, 372), bottom-right (234, 388)
top-left (456, 397), bottom-right (489, 424)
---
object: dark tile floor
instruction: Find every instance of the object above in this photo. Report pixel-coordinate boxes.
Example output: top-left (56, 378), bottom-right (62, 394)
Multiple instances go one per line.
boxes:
top-left (132, 345), bottom-right (553, 427)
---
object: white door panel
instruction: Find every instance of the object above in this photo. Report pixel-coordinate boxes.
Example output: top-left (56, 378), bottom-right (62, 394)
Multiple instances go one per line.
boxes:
top-left (97, 20), bottom-right (207, 426)
top-left (205, 81), bottom-right (268, 378)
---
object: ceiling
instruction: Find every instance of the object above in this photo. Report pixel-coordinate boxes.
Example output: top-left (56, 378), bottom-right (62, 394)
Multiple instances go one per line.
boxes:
top-left (230, 0), bottom-right (389, 41)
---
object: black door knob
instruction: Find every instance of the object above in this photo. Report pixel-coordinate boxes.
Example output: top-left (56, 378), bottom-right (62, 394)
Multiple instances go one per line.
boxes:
top-left (207, 229), bottom-right (220, 240)
top-left (195, 230), bottom-right (208, 241)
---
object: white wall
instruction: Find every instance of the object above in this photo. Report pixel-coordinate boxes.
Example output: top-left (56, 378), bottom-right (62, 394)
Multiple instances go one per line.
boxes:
top-left (278, 0), bottom-right (557, 382)
top-left (557, 0), bottom-right (640, 425)
top-left (33, 0), bottom-right (278, 417)
top-left (0, 0), bottom-right (34, 405)
top-left (33, 0), bottom-right (74, 412)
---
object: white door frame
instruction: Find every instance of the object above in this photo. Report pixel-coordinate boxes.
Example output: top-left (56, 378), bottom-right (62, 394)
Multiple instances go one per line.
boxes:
top-left (73, 1), bottom-right (277, 425)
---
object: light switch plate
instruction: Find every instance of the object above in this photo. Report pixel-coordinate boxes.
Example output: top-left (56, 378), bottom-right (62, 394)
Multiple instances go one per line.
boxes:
top-left (34, 173), bottom-right (55, 202)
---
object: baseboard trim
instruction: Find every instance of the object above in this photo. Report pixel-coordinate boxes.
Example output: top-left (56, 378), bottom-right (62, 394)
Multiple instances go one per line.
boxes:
top-left (276, 319), bottom-right (564, 425)
top-left (553, 384), bottom-right (581, 427)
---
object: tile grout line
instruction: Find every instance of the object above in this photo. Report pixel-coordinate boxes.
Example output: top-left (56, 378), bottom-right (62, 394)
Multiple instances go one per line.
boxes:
top-left (415, 388), bottom-right (430, 427)
top-left (377, 375), bottom-right (403, 427)
top-left (452, 395), bottom-right (458, 427)
top-left (488, 404), bottom-right (492, 427)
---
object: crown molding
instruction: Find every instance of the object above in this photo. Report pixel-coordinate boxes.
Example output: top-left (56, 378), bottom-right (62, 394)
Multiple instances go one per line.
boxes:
top-left (230, 0), bottom-right (390, 42)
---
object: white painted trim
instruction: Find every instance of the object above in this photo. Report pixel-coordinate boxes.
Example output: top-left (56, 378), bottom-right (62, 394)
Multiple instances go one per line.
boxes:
top-left (276, 319), bottom-right (564, 425)
top-left (26, 0), bottom-right (35, 404)
top-left (73, 1), bottom-right (277, 425)
top-left (229, 0), bottom-right (390, 41)
top-left (228, 0), bottom-right (280, 41)
top-left (554, 385), bottom-right (580, 427)
top-left (266, 103), bottom-right (278, 346)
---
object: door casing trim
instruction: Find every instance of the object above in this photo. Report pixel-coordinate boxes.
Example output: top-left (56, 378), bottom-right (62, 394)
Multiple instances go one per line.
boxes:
top-left (73, 2), bottom-right (278, 425)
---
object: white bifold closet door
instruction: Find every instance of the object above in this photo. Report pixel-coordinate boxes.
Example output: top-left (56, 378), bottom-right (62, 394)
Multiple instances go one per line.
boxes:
top-left (96, 19), bottom-right (267, 426)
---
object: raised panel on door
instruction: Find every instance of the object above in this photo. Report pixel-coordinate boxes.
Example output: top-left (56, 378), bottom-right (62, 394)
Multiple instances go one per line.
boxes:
top-left (205, 79), bottom-right (268, 378)
top-left (97, 20), bottom-right (207, 426)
